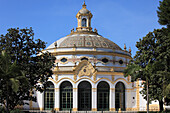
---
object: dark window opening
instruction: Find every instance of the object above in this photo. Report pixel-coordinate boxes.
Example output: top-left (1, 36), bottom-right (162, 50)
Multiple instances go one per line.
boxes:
top-left (119, 60), bottom-right (123, 64)
top-left (61, 58), bottom-right (67, 63)
top-left (97, 81), bottom-right (110, 111)
top-left (44, 82), bottom-right (54, 110)
top-left (102, 58), bottom-right (109, 63)
top-left (115, 82), bottom-right (125, 111)
top-left (60, 81), bottom-right (73, 111)
top-left (78, 81), bottom-right (91, 111)
top-left (82, 18), bottom-right (87, 27)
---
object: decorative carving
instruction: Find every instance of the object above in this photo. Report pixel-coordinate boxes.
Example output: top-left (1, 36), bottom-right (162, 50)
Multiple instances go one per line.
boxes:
top-left (54, 42), bottom-right (57, 48)
top-left (93, 71), bottom-right (97, 81)
top-left (75, 61), bottom-right (96, 78)
top-left (127, 75), bottom-right (130, 82)
top-left (55, 74), bottom-right (58, 81)
top-left (71, 28), bottom-right (74, 33)
top-left (74, 74), bottom-right (77, 81)
top-left (94, 28), bottom-right (97, 33)
top-left (129, 47), bottom-right (131, 53)
top-left (124, 43), bottom-right (126, 51)
top-left (112, 75), bottom-right (115, 81)
top-left (110, 67), bottom-right (114, 72)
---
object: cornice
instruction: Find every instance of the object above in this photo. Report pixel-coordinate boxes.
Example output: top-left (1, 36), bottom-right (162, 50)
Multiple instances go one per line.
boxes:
top-left (49, 51), bottom-right (132, 59)
top-left (53, 71), bottom-right (124, 75)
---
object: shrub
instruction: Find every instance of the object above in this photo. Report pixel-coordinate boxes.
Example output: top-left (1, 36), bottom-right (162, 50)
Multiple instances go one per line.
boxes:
top-left (0, 106), bottom-right (6, 113)
top-left (10, 109), bottom-right (24, 113)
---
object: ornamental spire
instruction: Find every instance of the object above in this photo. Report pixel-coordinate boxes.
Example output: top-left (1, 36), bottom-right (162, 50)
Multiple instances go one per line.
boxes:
top-left (124, 44), bottom-right (127, 51)
top-left (82, 1), bottom-right (86, 8)
top-left (76, 1), bottom-right (93, 32)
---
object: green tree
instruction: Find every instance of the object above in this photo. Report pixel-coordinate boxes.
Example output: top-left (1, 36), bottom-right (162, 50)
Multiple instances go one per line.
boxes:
top-left (157, 0), bottom-right (170, 28)
top-left (157, 0), bottom-right (170, 108)
top-left (124, 59), bottom-right (153, 113)
top-left (0, 28), bottom-right (55, 110)
top-left (125, 28), bottom-right (170, 112)
top-left (0, 51), bottom-right (27, 113)
top-left (125, 0), bottom-right (170, 111)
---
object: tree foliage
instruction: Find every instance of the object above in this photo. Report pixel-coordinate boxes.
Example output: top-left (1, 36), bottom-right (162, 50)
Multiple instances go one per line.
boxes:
top-left (0, 51), bottom-right (26, 113)
top-left (124, 13), bottom-right (170, 112)
top-left (0, 28), bottom-right (55, 110)
top-left (157, 0), bottom-right (170, 28)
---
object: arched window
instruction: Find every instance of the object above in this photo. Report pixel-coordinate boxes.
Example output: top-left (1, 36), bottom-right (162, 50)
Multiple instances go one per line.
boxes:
top-left (82, 18), bottom-right (87, 27)
top-left (115, 82), bottom-right (125, 111)
top-left (44, 82), bottom-right (54, 110)
top-left (97, 81), bottom-right (110, 111)
top-left (60, 81), bottom-right (73, 111)
top-left (78, 81), bottom-right (91, 111)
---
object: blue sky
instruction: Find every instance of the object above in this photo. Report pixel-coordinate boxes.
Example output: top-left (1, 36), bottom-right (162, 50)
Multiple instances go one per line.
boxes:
top-left (0, 0), bottom-right (162, 57)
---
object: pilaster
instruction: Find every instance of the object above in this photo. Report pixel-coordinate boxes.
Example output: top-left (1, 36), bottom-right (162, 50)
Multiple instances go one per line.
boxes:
top-left (92, 88), bottom-right (97, 111)
top-left (55, 88), bottom-right (60, 111)
top-left (37, 91), bottom-right (44, 111)
top-left (73, 88), bottom-right (78, 111)
top-left (110, 88), bottom-right (115, 111)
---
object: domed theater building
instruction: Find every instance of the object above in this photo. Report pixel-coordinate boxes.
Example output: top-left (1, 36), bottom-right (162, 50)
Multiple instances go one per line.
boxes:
top-left (27, 2), bottom-right (160, 112)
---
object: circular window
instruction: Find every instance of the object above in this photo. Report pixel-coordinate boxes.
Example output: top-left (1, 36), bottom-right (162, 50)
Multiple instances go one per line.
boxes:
top-left (119, 60), bottom-right (123, 64)
top-left (81, 57), bottom-right (88, 61)
top-left (87, 42), bottom-right (91, 45)
top-left (102, 58), bottom-right (109, 63)
top-left (60, 58), bottom-right (67, 63)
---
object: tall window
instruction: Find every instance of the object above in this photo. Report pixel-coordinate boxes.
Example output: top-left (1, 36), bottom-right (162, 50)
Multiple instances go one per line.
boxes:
top-left (97, 81), bottom-right (110, 111)
top-left (60, 81), bottom-right (73, 111)
top-left (44, 82), bottom-right (54, 110)
top-left (115, 82), bottom-right (125, 111)
top-left (82, 18), bottom-right (87, 27)
top-left (78, 81), bottom-right (91, 111)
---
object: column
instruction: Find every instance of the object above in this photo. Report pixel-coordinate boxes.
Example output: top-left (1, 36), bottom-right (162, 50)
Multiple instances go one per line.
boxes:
top-left (87, 17), bottom-right (89, 27)
top-left (92, 88), bottom-right (97, 111)
top-left (110, 88), bottom-right (115, 111)
top-left (55, 88), bottom-right (60, 111)
top-left (36, 91), bottom-right (44, 111)
top-left (73, 88), bottom-right (78, 111)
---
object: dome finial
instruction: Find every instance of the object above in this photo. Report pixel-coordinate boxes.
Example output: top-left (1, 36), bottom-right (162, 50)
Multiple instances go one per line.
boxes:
top-left (82, 0), bottom-right (86, 8)
top-left (124, 43), bottom-right (127, 51)
top-left (129, 47), bottom-right (131, 54)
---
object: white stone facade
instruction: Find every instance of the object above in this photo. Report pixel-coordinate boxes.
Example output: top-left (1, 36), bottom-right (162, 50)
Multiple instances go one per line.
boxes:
top-left (23, 2), bottom-right (159, 111)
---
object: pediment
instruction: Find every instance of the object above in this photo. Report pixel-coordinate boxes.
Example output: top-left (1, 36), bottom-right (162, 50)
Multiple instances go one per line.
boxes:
top-left (74, 60), bottom-right (95, 77)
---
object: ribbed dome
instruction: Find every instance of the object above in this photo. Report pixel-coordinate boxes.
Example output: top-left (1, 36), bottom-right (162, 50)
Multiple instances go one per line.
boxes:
top-left (46, 2), bottom-right (122, 51)
top-left (79, 8), bottom-right (90, 14)
top-left (77, 1), bottom-right (91, 15)
top-left (49, 34), bottom-right (122, 50)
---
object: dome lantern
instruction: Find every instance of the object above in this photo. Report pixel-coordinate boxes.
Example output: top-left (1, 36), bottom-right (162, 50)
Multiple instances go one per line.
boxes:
top-left (76, 1), bottom-right (93, 32)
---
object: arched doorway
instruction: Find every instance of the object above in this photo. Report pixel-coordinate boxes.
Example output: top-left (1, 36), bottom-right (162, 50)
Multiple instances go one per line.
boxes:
top-left (97, 81), bottom-right (110, 111)
top-left (115, 82), bottom-right (125, 111)
top-left (60, 81), bottom-right (73, 110)
top-left (44, 81), bottom-right (54, 110)
top-left (78, 81), bottom-right (92, 111)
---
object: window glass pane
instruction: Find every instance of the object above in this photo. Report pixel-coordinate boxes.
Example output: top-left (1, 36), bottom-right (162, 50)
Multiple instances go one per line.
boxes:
top-left (78, 81), bottom-right (91, 111)
top-left (60, 81), bottom-right (73, 111)
top-left (115, 82), bottom-right (125, 111)
top-left (97, 81), bottom-right (110, 111)
top-left (44, 82), bottom-right (54, 110)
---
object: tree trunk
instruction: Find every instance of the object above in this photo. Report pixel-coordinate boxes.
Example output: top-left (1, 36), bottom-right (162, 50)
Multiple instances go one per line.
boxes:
top-left (159, 100), bottom-right (164, 112)
top-left (147, 79), bottom-right (149, 113)
top-left (6, 82), bottom-right (9, 113)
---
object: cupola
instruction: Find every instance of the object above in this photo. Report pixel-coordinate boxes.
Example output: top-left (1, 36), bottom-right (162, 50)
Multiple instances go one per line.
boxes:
top-left (76, 2), bottom-right (93, 31)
